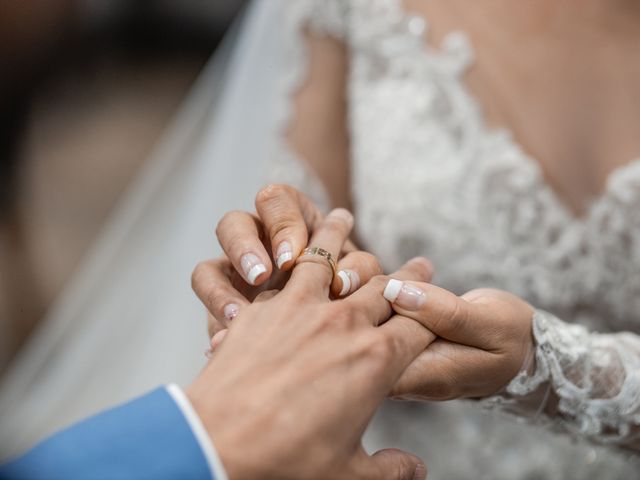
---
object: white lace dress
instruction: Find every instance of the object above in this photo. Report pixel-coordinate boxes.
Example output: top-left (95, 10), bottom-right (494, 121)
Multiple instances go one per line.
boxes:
top-left (269, 1), bottom-right (640, 478)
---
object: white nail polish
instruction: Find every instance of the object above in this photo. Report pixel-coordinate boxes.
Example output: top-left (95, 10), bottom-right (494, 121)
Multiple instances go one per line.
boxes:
top-left (276, 252), bottom-right (293, 269)
top-left (240, 253), bottom-right (267, 285)
top-left (275, 241), bottom-right (293, 269)
top-left (247, 264), bottom-right (267, 285)
top-left (338, 271), bottom-right (351, 296)
top-left (337, 269), bottom-right (360, 297)
top-left (383, 279), bottom-right (403, 302)
top-left (223, 303), bottom-right (239, 321)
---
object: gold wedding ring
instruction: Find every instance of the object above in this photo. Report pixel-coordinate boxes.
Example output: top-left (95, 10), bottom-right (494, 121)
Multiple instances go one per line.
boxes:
top-left (296, 246), bottom-right (337, 278)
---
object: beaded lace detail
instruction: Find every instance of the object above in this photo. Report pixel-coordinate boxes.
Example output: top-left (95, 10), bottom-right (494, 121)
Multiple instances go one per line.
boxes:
top-left (268, 0), bottom-right (640, 458)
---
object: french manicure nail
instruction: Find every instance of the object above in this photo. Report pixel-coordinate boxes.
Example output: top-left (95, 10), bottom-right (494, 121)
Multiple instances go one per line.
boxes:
top-left (383, 279), bottom-right (426, 310)
top-left (223, 303), bottom-right (239, 322)
top-left (337, 269), bottom-right (360, 296)
top-left (276, 241), bottom-right (293, 269)
top-left (240, 253), bottom-right (267, 285)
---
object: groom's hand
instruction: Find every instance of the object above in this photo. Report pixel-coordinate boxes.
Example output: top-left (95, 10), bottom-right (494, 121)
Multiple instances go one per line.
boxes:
top-left (188, 209), bottom-right (434, 480)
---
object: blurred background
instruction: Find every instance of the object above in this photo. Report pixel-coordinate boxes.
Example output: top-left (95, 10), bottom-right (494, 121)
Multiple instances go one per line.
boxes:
top-left (0, 0), bottom-right (245, 375)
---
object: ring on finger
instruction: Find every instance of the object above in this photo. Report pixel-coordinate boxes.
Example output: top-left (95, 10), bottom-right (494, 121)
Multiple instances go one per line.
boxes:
top-left (295, 246), bottom-right (337, 278)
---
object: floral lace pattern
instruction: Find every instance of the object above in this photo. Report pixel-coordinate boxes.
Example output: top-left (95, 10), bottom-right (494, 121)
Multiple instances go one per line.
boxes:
top-left (267, 0), bottom-right (640, 477)
top-left (491, 310), bottom-right (640, 446)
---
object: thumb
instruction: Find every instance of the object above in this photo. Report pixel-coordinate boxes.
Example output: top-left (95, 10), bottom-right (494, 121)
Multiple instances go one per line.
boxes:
top-left (364, 448), bottom-right (427, 480)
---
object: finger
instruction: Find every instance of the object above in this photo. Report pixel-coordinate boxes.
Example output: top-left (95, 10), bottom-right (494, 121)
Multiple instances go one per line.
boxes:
top-left (378, 314), bottom-right (437, 379)
top-left (255, 184), bottom-right (324, 271)
top-left (288, 208), bottom-right (354, 295)
top-left (331, 251), bottom-right (383, 297)
top-left (390, 339), bottom-right (500, 400)
top-left (356, 448), bottom-right (427, 480)
top-left (381, 280), bottom-right (500, 348)
top-left (192, 258), bottom-right (250, 328)
top-left (216, 211), bottom-right (271, 286)
top-left (344, 257), bottom-right (435, 326)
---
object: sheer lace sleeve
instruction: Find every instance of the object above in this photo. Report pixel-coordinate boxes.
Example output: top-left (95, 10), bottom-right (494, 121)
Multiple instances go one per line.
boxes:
top-left (262, 0), bottom-right (352, 212)
top-left (484, 310), bottom-right (640, 449)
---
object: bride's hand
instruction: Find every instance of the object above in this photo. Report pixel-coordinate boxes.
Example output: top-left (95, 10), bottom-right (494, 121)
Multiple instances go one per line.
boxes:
top-left (192, 184), bottom-right (390, 336)
top-left (381, 281), bottom-right (535, 400)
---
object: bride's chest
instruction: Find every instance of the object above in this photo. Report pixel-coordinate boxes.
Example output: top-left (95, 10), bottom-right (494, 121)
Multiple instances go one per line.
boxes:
top-left (343, 1), bottom-right (640, 329)
top-left (346, 0), bottom-right (640, 216)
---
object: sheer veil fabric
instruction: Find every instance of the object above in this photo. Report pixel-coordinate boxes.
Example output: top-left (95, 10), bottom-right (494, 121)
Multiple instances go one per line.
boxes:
top-left (0, 1), bottom-right (282, 458)
top-left (2, 2), bottom-right (640, 478)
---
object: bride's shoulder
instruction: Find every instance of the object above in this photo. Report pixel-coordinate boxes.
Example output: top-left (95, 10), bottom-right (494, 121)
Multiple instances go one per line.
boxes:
top-left (277, 0), bottom-right (353, 40)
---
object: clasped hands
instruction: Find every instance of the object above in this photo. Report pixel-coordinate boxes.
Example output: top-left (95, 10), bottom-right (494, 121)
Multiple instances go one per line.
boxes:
top-left (187, 185), bottom-right (535, 480)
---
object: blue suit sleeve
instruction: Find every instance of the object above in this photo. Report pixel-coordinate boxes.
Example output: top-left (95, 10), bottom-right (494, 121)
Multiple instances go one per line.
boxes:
top-left (0, 387), bottom-right (214, 480)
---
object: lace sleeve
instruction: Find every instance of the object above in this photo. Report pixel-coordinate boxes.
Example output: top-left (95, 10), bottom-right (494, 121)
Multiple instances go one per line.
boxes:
top-left (261, 0), bottom-right (352, 212)
top-left (484, 310), bottom-right (640, 449)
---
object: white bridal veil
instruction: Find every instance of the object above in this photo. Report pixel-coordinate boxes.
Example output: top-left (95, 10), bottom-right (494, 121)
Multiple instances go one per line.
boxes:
top-left (0, 0), bottom-right (285, 458)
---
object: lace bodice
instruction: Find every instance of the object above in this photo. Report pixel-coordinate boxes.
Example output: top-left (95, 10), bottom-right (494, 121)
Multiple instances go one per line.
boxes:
top-left (269, 0), bottom-right (640, 477)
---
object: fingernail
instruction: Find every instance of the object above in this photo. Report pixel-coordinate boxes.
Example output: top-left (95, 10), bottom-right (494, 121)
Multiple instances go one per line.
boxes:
top-left (223, 303), bottom-right (239, 322)
top-left (383, 279), bottom-right (426, 310)
top-left (413, 463), bottom-right (427, 480)
top-left (328, 208), bottom-right (354, 229)
top-left (276, 241), bottom-right (293, 269)
top-left (337, 269), bottom-right (360, 296)
top-left (240, 253), bottom-right (267, 285)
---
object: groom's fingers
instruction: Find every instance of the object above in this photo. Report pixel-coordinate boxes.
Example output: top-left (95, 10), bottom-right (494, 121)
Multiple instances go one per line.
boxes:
top-left (192, 257), bottom-right (250, 330)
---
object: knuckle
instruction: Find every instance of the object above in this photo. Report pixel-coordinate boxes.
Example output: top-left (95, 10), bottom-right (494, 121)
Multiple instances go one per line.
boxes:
top-left (205, 284), bottom-right (227, 311)
top-left (269, 215), bottom-right (302, 240)
top-left (326, 303), bottom-right (359, 330)
top-left (361, 331), bottom-right (395, 362)
top-left (216, 210), bottom-right (244, 237)
top-left (255, 183), bottom-right (290, 205)
top-left (432, 296), bottom-right (466, 333)
top-left (284, 282), bottom-right (314, 303)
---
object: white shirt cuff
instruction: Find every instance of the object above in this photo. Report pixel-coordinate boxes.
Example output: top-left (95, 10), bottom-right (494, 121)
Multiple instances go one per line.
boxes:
top-left (166, 384), bottom-right (229, 480)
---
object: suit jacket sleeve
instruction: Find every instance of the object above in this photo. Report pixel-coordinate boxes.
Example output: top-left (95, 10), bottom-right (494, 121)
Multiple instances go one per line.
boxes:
top-left (0, 386), bottom-right (223, 480)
